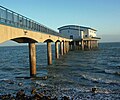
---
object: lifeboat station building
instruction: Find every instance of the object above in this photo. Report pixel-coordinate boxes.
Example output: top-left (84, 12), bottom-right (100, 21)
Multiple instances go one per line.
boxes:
top-left (58, 25), bottom-right (100, 50)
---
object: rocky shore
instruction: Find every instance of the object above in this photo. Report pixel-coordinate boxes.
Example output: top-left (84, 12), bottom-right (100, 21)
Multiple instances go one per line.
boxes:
top-left (0, 89), bottom-right (71, 100)
top-left (1, 88), bottom-right (77, 100)
top-left (0, 89), bottom-right (120, 100)
top-left (0, 78), bottom-right (120, 100)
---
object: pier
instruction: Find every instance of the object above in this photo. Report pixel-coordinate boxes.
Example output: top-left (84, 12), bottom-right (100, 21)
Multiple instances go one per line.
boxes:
top-left (0, 6), bottom-right (100, 77)
top-left (0, 6), bottom-right (71, 77)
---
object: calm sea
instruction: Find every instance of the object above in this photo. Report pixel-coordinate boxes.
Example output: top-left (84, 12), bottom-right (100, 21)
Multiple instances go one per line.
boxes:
top-left (0, 42), bottom-right (120, 99)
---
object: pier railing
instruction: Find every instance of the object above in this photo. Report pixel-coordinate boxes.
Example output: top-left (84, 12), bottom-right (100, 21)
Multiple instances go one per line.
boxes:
top-left (0, 5), bottom-right (65, 37)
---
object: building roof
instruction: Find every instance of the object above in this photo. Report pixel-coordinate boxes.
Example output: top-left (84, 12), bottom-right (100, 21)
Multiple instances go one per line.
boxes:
top-left (58, 25), bottom-right (97, 31)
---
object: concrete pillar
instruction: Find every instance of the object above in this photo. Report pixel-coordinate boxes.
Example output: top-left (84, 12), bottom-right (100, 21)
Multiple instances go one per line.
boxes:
top-left (81, 39), bottom-right (84, 50)
top-left (67, 42), bottom-right (69, 52)
top-left (60, 42), bottom-right (63, 56)
top-left (68, 42), bottom-right (70, 51)
top-left (65, 42), bottom-right (68, 53)
top-left (47, 42), bottom-right (52, 65)
top-left (88, 40), bottom-right (91, 50)
top-left (65, 41), bottom-right (68, 53)
top-left (69, 42), bottom-right (72, 51)
top-left (66, 41), bottom-right (69, 52)
top-left (29, 43), bottom-right (36, 77)
top-left (63, 41), bottom-right (66, 54)
top-left (91, 41), bottom-right (93, 49)
top-left (76, 41), bottom-right (79, 50)
top-left (90, 40), bottom-right (91, 49)
top-left (69, 41), bottom-right (74, 51)
top-left (72, 41), bottom-right (76, 50)
top-left (55, 42), bottom-right (59, 59)
top-left (96, 40), bottom-right (98, 48)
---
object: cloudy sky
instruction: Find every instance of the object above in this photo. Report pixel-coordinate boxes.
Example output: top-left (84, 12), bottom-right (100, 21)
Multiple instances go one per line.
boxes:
top-left (0, 0), bottom-right (120, 46)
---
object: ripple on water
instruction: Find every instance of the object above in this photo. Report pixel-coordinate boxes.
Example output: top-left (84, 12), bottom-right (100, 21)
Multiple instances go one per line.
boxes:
top-left (0, 44), bottom-right (120, 99)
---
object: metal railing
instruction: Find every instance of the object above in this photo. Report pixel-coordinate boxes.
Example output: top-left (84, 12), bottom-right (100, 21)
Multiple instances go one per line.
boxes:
top-left (0, 5), bottom-right (63, 37)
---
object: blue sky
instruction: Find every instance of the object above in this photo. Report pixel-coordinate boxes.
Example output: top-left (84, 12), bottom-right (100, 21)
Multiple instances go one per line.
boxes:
top-left (0, 0), bottom-right (120, 45)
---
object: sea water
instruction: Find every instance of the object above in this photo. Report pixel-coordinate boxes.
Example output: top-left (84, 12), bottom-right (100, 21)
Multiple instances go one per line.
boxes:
top-left (0, 42), bottom-right (120, 99)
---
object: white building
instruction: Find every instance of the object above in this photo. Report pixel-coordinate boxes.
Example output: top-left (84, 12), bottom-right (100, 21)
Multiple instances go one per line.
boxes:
top-left (58, 25), bottom-right (97, 40)
top-left (58, 25), bottom-right (100, 50)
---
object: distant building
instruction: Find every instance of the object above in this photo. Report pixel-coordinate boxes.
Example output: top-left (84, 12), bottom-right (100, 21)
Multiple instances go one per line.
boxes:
top-left (58, 25), bottom-right (100, 50)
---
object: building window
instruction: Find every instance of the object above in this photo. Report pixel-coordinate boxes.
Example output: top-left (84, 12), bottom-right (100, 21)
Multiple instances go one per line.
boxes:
top-left (70, 35), bottom-right (73, 39)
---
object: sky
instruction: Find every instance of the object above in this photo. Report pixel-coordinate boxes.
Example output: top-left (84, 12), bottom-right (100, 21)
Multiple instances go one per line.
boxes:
top-left (0, 0), bottom-right (120, 46)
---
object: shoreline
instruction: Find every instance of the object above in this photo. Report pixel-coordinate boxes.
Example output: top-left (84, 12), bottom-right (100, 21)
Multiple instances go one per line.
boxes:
top-left (0, 89), bottom-right (120, 100)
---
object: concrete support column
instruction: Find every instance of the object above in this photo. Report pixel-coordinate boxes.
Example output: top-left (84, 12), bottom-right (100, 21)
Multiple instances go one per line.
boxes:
top-left (47, 42), bottom-right (52, 65)
top-left (65, 41), bottom-right (68, 53)
top-left (63, 41), bottom-right (66, 54)
top-left (29, 43), bottom-right (36, 77)
top-left (91, 41), bottom-right (93, 49)
top-left (81, 39), bottom-right (84, 50)
top-left (72, 41), bottom-right (76, 50)
top-left (65, 42), bottom-right (68, 53)
top-left (76, 41), bottom-right (79, 50)
top-left (66, 41), bottom-right (69, 52)
top-left (88, 40), bottom-right (91, 50)
top-left (96, 41), bottom-right (98, 48)
top-left (68, 42), bottom-right (70, 52)
top-left (90, 40), bottom-right (91, 49)
top-left (69, 42), bottom-right (72, 51)
top-left (55, 42), bottom-right (59, 59)
top-left (60, 42), bottom-right (63, 56)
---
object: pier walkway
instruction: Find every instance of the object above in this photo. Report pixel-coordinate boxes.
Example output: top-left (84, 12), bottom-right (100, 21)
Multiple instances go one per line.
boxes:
top-left (0, 6), bottom-right (71, 77)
